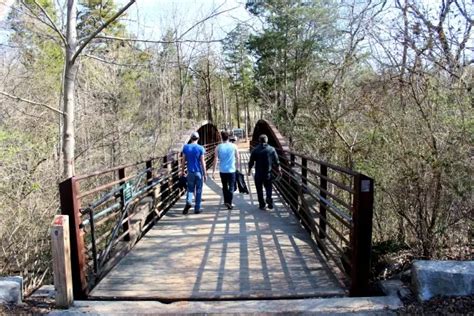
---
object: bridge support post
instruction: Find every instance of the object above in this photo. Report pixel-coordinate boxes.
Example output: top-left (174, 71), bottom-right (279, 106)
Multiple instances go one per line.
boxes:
top-left (51, 215), bottom-right (73, 307)
top-left (59, 177), bottom-right (88, 299)
top-left (350, 174), bottom-right (374, 296)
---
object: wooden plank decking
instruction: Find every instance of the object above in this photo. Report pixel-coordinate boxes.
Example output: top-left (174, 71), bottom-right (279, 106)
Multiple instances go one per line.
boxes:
top-left (89, 151), bottom-right (345, 300)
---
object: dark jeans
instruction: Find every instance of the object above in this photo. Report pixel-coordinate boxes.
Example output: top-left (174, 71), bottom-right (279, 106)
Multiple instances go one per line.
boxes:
top-left (220, 172), bottom-right (236, 204)
top-left (254, 174), bottom-right (273, 208)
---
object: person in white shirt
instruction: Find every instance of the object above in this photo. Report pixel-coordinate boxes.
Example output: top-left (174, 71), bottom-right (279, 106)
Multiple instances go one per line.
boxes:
top-left (212, 131), bottom-right (240, 210)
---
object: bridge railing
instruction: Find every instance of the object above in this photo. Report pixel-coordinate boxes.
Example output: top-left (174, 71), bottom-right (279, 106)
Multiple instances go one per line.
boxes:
top-left (247, 137), bottom-right (373, 296)
top-left (270, 149), bottom-right (373, 296)
top-left (58, 143), bottom-right (218, 299)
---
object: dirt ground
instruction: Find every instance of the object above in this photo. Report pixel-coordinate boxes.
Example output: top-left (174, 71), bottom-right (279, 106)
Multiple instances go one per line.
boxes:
top-left (398, 295), bottom-right (474, 315)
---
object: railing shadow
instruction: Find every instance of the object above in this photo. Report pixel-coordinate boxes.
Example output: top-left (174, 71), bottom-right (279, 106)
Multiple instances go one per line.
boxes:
top-left (136, 151), bottom-right (345, 299)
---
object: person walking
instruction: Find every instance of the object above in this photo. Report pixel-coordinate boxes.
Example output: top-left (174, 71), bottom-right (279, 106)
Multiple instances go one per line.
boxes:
top-left (181, 131), bottom-right (207, 214)
top-left (212, 131), bottom-right (240, 210)
top-left (248, 134), bottom-right (280, 210)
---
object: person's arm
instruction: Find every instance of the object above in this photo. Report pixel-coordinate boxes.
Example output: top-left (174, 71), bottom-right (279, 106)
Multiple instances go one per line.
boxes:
top-left (272, 148), bottom-right (281, 175)
top-left (248, 149), bottom-right (255, 176)
top-left (234, 144), bottom-right (240, 171)
top-left (212, 145), bottom-right (219, 178)
top-left (180, 152), bottom-right (186, 176)
top-left (200, 154), bottom-right (207, 181)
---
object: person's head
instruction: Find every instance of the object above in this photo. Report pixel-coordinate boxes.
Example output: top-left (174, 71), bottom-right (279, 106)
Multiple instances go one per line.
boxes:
top-left (230, 136), bottom-right (236, 143)
top-left (259, 134), bottom-right (268, 144)
top-left (190, 131), bottom-right (199, 142)
top-left (221, 131), bottom-right (229, 142)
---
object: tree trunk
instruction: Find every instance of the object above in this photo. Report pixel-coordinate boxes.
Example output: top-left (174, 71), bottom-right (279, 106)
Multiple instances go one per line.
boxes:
top-left (235, 92), bottom-right (240, 128)
top-left (220, 79), bottom-right (227, 130)
top-left (63, 0), bottom-right (78, 178)
top-left (176, 42), bottom-right (185, 128)
top-left (205, 59), bottom-right (213, 122)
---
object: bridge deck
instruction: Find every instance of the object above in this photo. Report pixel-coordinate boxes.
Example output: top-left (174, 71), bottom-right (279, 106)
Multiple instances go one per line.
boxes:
top-left (90, 151), bottom-right (345, 300)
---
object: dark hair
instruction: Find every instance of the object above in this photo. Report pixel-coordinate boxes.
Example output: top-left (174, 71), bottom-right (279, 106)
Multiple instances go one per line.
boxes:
top-left (259, 134), bottom-right (268, 144)
top-left (221, 131), bottom-right (229, 141)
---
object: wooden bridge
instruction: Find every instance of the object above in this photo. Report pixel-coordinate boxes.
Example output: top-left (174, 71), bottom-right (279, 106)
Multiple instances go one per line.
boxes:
top-left (55, 120), bottom-right (374, 304)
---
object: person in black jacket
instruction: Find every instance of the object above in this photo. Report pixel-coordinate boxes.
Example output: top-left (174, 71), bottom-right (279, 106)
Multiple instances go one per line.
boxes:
top-left (248, 134), bottom-right (280, 210)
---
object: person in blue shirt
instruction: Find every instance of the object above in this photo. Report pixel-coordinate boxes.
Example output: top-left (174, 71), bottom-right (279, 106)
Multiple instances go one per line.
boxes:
top-left (181, 132), bottom-right (207, 214)
top-left (212, 131), bottom-right (240, 210)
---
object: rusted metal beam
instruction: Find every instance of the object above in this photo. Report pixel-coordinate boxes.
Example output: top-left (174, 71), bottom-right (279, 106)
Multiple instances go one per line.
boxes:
top-left (59, 177), bottom-right (88, 299)
top-left (350, 174), bottom-right (374, 297)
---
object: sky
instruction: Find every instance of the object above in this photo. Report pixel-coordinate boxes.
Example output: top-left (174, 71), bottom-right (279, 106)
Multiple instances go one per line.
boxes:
top-left (0, 0), bottom-right (252, 44)
top-left (113, 0), bottom-right (251, 41)
top-left (0, 0), bottom-right (14, 21)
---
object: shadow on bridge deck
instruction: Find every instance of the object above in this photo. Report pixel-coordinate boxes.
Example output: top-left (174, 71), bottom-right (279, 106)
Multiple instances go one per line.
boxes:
top-left (89, 151), bottom-right (346, 301)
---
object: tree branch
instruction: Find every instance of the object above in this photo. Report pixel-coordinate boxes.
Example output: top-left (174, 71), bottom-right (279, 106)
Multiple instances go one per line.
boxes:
top-left (94, 35), bottom-right (224, 44)
top-left (84, 4), bottom-right (236, 50)
top-left (82, 53), bottom-right (182, 68)
top-left (20, 1), bottom-right (65, 45)
top-left (454, 0), bottom-right (474, 24)
top-left (32, 0), bottom-right (66, 45)
top-left (72, 0), bottom-right (136, 64)
top-left (178, 5), bottom-right (239, 40)
top-left (83, 53), bottom-right (146, 67)
top-left (0, 91), bottom-right (65, 116)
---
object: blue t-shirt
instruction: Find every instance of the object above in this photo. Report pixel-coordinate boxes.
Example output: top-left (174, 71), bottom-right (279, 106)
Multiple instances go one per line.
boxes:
top-left (183, 143), bottom-right (205, 173)
top-left (217, 142), bottom-right (237, 173)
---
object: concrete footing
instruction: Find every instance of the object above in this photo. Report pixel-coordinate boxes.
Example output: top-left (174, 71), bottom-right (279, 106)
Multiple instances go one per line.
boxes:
top-left (47, 296), bottom-right (402, 315)
top-left (0, 276), bottom-right (23, 305)
top-left (412, 260), bottom-right (474, 301)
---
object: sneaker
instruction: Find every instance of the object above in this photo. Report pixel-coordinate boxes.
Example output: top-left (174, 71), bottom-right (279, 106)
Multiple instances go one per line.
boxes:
top-left (259, 205), bottom-right (266, 211)
top-left (266, 198), bottom-right (273, 209)
top-left (194, 209), bottom-right (202, 214)
top-left (183, 203), bottom-right (191, 214)
top-left (224, 203), bottom-right (233, 210)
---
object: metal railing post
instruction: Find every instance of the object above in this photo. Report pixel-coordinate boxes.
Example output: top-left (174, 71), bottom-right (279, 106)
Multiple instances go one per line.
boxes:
top-left (170, 154), bottom-right (179, 201)
top-left (298, 157), bottom-right (311, 233)
top-left (146, 160), bottom-right (153, 186)
top-left (319, 165), bottom-right (327, 239)
top-left (350, 173), bottom-right (374, 296)
top-left (144, 159), bottom-right (156, 225)
top-left (301, 158), bottom-right (308, 188)
top-left (160, 155), bottom-right (169, 210)
top-left (118, 167), bottom-right (130, 242)
top-left (59, 177), bottom-right (88, 299)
